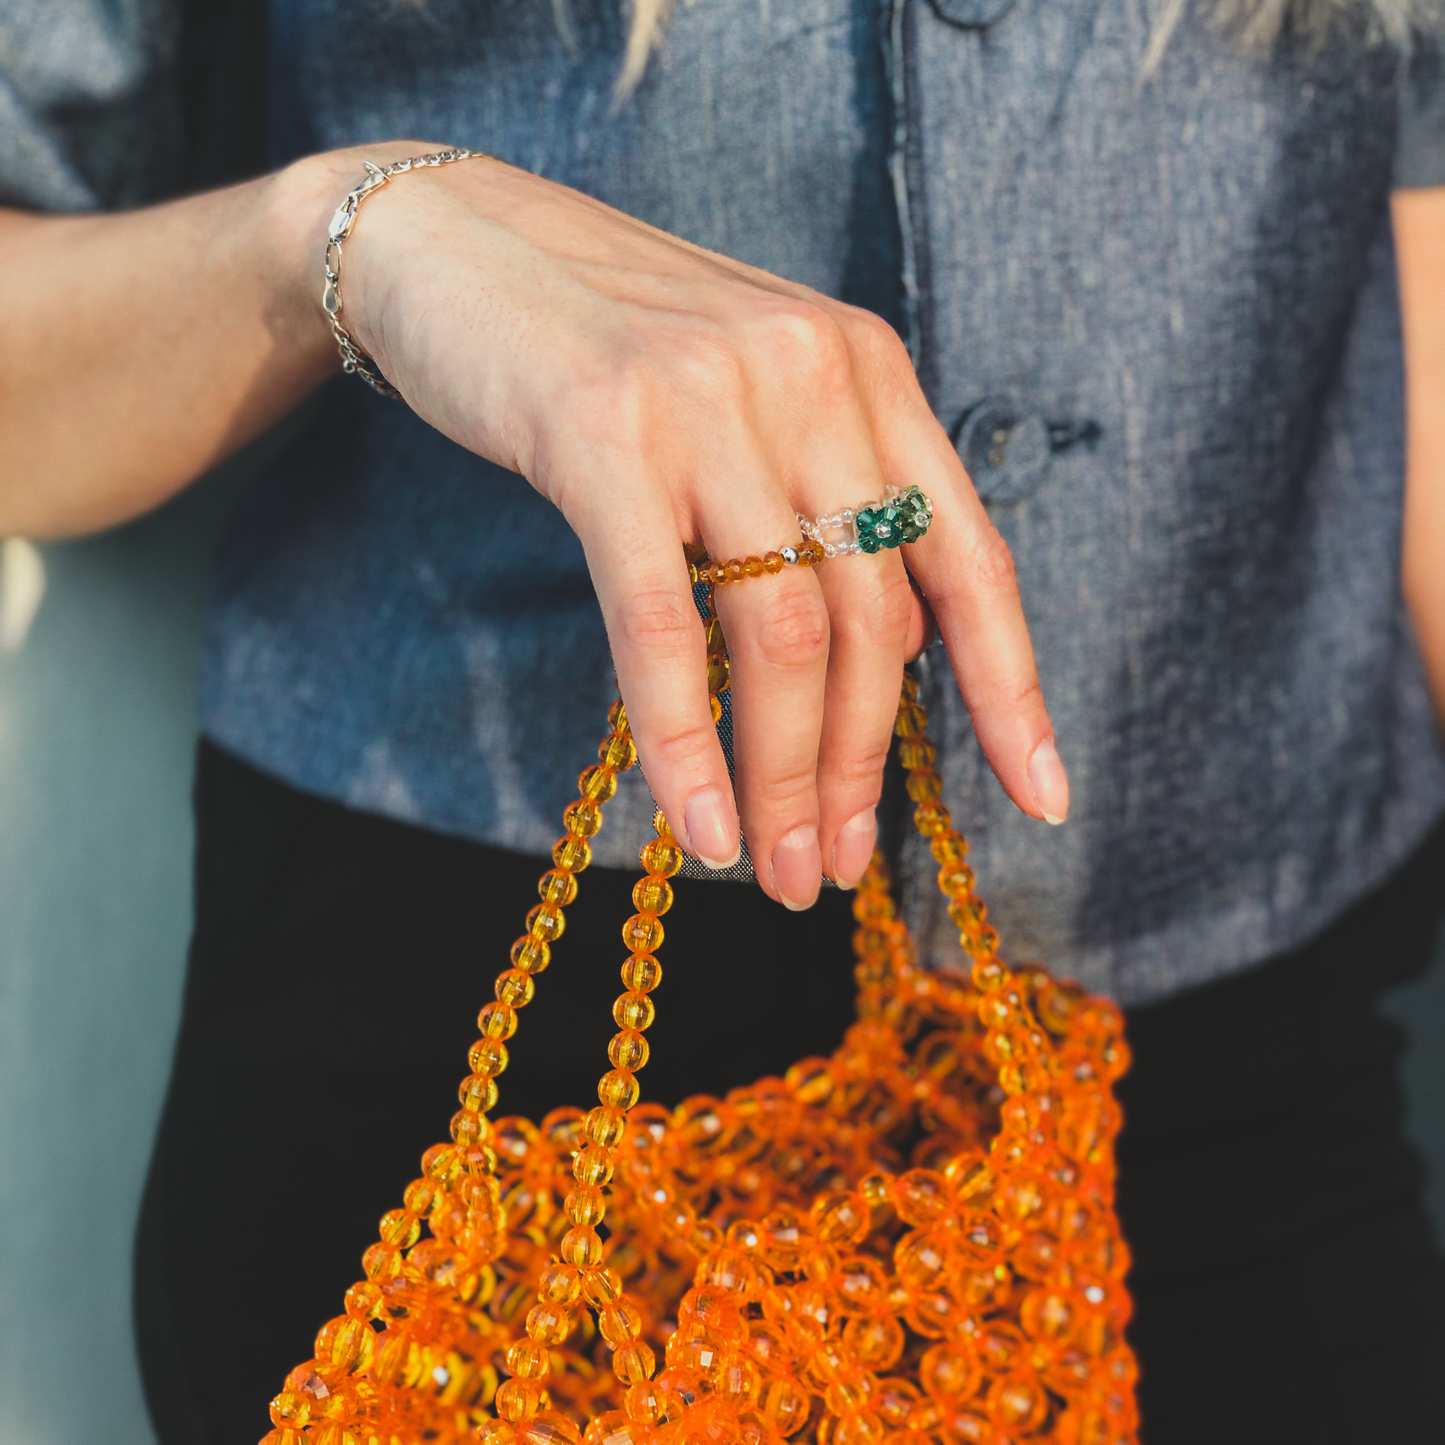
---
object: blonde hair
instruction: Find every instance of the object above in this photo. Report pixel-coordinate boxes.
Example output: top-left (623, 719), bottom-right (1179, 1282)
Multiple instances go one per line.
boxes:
top-left (1141, 0), bottom-right (1434, 78)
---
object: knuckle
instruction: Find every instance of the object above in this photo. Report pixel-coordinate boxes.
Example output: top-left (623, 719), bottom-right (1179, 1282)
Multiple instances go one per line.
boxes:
top-left (967, 524), bottom-right (1018, 595)
top-left (670, 322), bottom-right (748, 407)
top-left (752, 587), bottom-right (830, 669)
top-left (617, 589), bottom-right (699, 655)
top-left (752, 300), bottom-right (852, 387)
top-left (744, 761), bottom-right (822, 816)
top-left (643, 717), bottom-right (724, 774)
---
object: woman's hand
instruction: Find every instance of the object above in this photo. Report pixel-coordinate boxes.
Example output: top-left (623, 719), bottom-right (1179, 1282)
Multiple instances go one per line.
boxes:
top-left (330, 149), bottom-right (1068, 906)
top-left (0, 142), bottom-right (1066, 908)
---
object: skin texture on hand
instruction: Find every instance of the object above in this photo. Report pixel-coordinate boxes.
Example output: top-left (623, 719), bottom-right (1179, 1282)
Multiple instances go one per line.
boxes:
top-left (0, 145), bottom-right (1067, 905)
top-left (1394, 185), bottom-right (1445, 729)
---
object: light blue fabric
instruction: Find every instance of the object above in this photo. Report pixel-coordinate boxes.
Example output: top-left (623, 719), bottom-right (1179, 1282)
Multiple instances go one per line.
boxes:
top-left (4, 0), bottom-right (1445, 1005)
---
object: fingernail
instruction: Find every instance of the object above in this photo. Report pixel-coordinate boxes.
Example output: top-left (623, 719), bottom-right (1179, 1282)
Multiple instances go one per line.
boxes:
top-left (771, 824), bottom-right (821, 911)
top-left (682, 788), bottom-right (741, 869)
top-left (1027, 738), bottom-right (1069, 825)
top-left (831, 807), bottom-right (877, 890)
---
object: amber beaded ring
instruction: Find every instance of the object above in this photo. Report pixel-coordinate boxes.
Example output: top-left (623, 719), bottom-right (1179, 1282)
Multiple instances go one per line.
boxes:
top-left (685, 539), bottom-right (827, 588)
top-left (259, 577), bottom-right (1138, 1445)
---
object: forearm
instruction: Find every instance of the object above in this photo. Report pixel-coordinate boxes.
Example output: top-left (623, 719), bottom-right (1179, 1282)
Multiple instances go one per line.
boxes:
top-left (0, 150), bottom-right (384, 539)
top-left (1394, 187), bottom-right (1445, 726)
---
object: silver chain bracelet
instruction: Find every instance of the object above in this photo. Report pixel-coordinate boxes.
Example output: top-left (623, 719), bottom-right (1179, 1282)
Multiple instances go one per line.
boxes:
top-left (322, 148), bottom-right (485, 399)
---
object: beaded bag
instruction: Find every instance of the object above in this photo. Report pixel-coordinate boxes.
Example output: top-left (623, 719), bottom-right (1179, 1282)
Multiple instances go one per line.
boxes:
top-left (260, 601), bottom-right (1139, 1445)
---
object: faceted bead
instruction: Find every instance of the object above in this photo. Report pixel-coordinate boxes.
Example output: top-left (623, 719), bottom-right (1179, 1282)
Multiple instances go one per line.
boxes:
top-left (459, 1073), bottom-right (500, 1113)
top-left (894, 703), bottom-right (929, 736)
top-left (632, 876), bottom-right (674, 915)
top-left (913, 801), bottom-right (951, 836)
top-left (270, 1390), bottom-right (312, 1428)
top-left (598, 1299), bottom-right (643, 1345)
top-left (583, 1411), bottom-right (646, 1445)
top-left (938, 865), bottom-right (976, 898)
top-left (742, 556), bottom-right (764, 578)
top-left (763, 551), bottom-right (785, 574)
top-left (343, 1280), bottom-right (382, 1320)
top-left (893, 1169), bottom-right (949, 1225)
top-left (623, 913), bottom-right (664, 953)
top-left (585, 1104), bottom-right (629, 1147)
top-left (599, 1069), bottom-right (641, 1110)
top-left (612, 1341), bottom-right (657, 1386)
top-left (608, 698), bottom-right (630, 732)
top-left (478, 1423), bottom-right (518, 1445)
top-left (553, 835), bottom-right (593, 871)
top-left (759, 1379), bottom-right (809, 1435)
top-left (599, 733), bottom-right (638, 769)
top-left (574, 1144), bottom-right (615, 1185)
top-left (985, 1374), bottom-right (1047, 1432)
top-left (709, 562), bottom-right (727, 585)
top-left (583, 1264), bottom-right (624, 1305)
top-left (478, 1001), bottom-right (519, 1040)
top-left (898, 738), bottom-right (936, 770)
top-left (564, 799), bottom-right (604, 837)
top-left (450, 1109), bottom-right (488, 1146)
top-left (920, 1343), bottom-right (982, 1402)
top-left (378, 1208), bottom-right (421, 1248)
top-left (625, 1381), bottom-right (669, 1424)
top-left (511, 936), bottom-right (552, 973)
top-left (561, 1226), bottom-right (604, 1267)
top-left (526, 905), bottom-right (566, 942)
top-left (496, 969), bottom-right (536, 1007)
top-left (639, 838), bottom-right (685, 877)
top-left (507, 1338), bottom-right (552, 1380)
top-left (526, 1301), bottom-right (573, 1345)
top-left (842, 1314), bottom-right (904, 1370)
top-left (468, 1038), bottom-right (509, 1077)
top-left (905, 769), bottom-right (943, 802)
top-left (622, 954), bottom-right (663, 993)
top-left (810, 1190), bottom-right (870, 1245)
top-left (539, 869), bottom-right (579, 907)
top-left (579, 764), bottom-right (619, 802)
top-left (566, 1185), bottom-right (606, 1226)
top-left (706, 653), bottom-right (731, 693)
top-left (613, 991), bottom-right (656, 1031)
top-left (609, 1030), bottom-right (650, 1072)
top-left (726, 559), bottom-right (745, 582)
top-left (496, 1378), bottom-right (544, 1423)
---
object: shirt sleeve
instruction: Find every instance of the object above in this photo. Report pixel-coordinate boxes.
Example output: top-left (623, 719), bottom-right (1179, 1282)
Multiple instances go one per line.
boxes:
top-left (0, 0), bottom-right (184, 212)
top-left (1396, 37), bottom-right (1445, 189)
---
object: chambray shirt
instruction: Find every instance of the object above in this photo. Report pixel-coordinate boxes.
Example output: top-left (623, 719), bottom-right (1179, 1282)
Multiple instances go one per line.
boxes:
top-left (4, 0), bottom-right (1445, 1005)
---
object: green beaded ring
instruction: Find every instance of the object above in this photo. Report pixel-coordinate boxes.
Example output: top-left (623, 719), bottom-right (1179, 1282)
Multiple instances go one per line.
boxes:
top-left (798, 484), bottom-right (934, 557)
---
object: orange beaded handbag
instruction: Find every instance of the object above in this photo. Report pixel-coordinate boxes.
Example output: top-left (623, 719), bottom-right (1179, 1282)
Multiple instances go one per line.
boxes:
top-left (260, 594), bottom-right (1139, 1445)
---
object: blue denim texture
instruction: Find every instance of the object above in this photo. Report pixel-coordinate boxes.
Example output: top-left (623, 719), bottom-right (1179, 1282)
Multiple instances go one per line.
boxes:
top-left (3, 0), bottom-right (1445, 1003)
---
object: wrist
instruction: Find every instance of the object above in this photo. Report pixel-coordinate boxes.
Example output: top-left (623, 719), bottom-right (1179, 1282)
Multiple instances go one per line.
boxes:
top-left (266, 143), bottom-right (459, 386)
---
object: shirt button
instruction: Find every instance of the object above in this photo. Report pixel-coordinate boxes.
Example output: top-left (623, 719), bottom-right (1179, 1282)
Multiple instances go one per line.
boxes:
top-left (953, 397), bottom-right (1053, 504)
top-left (928, 0), bottom-right (1019, 28)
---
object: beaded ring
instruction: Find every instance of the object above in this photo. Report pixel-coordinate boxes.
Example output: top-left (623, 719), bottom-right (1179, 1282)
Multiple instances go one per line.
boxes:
top-left (685, 539), bottom-right (826, 587)
top-left (798, 483), bottom-right (934, 558)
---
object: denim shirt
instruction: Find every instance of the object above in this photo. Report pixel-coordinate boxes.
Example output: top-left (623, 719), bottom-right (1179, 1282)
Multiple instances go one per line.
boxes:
top-left (4, 0), bottom-right (1445, 1005)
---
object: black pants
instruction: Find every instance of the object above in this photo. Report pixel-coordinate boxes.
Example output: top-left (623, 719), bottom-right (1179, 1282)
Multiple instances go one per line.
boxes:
top-left (136, 743), bottom-right (1445, 1444)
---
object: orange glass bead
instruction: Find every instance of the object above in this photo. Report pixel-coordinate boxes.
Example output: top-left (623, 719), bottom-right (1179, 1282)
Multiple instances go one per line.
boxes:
top-left (598, 1299), bottom-right (643, 1345)
top-left (583, 1264), bottom-right (625, 1305)
top-left (539, 1262), bottom-right (583, 1305)
top-left (632, 876), bottom-right (674, 915)
top-left (527, 1302), bottom-right (574, 1345)
top-left (599, 733), bottom-right (639, 769)
top-left (469, 1038), bottom-right (509, 1077)
top-left (496, 968), bottom-right (536, 1007)
top-left (612, 1342), bottom-right (657, 1386)
top-left (763, 551), bottom-right (785, 574)
top-left (478, 1001), bottom-right (519, 1040)
top-left (623, 913), bottom-right (664, 953)
top-left (639, 838), bottom-right (684, 877)
top-left (539, 869), bottom-right (579, 907)
top-left (609, 1030), bottom-right (650, 1072)
top-left (579, 764), bottom-right (619, 802)
top-left (554, 835), bottom-right (593, 871)
top-left (526, 904), bottom-right (566, 942)
top-left (561, 1226), bottom-right (605, 1267)
top-left (520, 1412), bottom-right (582, 1445)
top-left (567, 1186), bottom-right (607, 1226)
top-left (613, 991), bottom-right (656, 1031)
top-left (599, 1069), bottom-right (641, 1110)
top-left (496, 1380), bottom-right (545, 1426)
top-left (586, 1105), bottom-right (629, 1147)
top-left (507, 1338), bottom-right (552, 1379)
top-left (564, 799), bottom-right (604, 837)
top-left (622, 954), bottom-right (663, 993)
top-left (574, 1144), bottom-right (615, 1186)
top-left (742, 556), bottom-right (764, 578)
